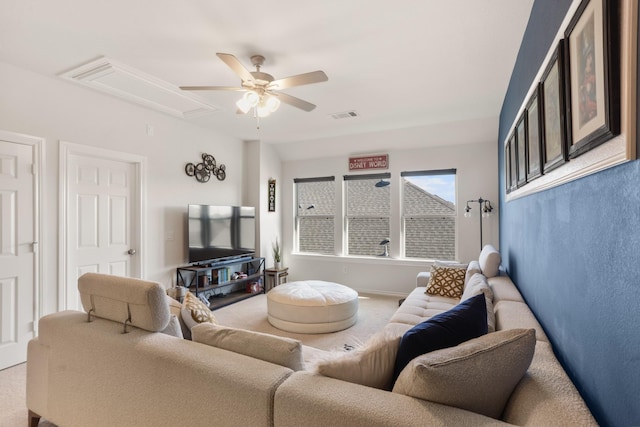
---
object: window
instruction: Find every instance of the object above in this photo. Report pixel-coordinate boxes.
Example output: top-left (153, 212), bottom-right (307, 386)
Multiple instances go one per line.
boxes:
top-left (344, 173), bottom-right (391, 256)
top-left (295, 177), bottom-right (335, 255)
top-left (402, 170), bottom-right (456, 260)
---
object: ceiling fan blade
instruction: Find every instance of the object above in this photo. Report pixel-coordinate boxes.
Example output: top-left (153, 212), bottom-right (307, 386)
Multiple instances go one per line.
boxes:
top-left (269, 70), bottom-right (328, 90)
top-left (216, 53), bottom-right (255, 83)
top-left (273, 92), bottom-right (317, 112)
top-left (179, 86), bottom-right (245, 91)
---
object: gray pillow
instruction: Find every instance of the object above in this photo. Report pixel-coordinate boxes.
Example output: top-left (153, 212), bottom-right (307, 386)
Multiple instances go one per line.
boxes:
top-left (392, 328), bottom-right (535, 419)
top-left (478, 244), bottom-right (501, 278)
top-left (461, 273), bottom-right (495, 332)
top-left (192, 323), bottom-right (304, 371)
top-left (315, 329), bottom-right (401, 390)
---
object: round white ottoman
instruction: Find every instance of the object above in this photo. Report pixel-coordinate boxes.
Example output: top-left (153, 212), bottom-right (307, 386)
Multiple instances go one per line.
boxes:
top-left (267, 280), bottom-right (359, 334)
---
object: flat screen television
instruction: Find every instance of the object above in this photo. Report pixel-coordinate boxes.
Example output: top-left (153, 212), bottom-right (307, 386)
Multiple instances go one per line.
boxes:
top-left (187, 205), bottom-right (256, 264)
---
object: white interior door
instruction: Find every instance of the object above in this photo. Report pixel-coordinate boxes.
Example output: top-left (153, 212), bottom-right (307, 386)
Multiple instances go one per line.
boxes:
top-left (63, 145), bottom-right (143, 311)
top-left (0, 137), bottom-right (38, 370)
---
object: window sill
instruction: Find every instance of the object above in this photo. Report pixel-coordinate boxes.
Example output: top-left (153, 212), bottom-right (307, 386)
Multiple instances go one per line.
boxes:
top-left (291, 252), bottom-right (434, 267)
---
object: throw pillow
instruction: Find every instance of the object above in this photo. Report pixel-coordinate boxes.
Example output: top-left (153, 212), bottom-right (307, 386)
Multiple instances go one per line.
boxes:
top-left (191, 323), bottom-right (305, 371)
top-left (425, 265), bottom-right (467, 298)
top-left (314, 329), bottom-right (402, 390)
top-left (478, 244), bottom-right (501, 278)
top-left (461, 273), bottom-right (496, 332)
top-left (160, 314), bottom-right (184, 339)
top-left (465, 260), bottom-right (482, 284)
top-left (392, 293), bottom-right (487, 384)
top-left (181, 292), bottom-right (217, 330)
top-left (433, 260), bottom-right (468, 269)
top-left (166, 295), bottom-right (191, 339)
top-left (392, 328), bottom-right (536, 419)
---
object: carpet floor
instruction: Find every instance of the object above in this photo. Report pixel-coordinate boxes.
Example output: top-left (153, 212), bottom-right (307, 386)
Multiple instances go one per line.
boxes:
top-left (0, 291), bottom-right (400, 427)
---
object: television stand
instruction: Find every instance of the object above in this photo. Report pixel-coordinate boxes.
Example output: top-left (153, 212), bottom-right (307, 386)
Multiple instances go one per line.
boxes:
top-left (176, 256), bottom-right (265, 310)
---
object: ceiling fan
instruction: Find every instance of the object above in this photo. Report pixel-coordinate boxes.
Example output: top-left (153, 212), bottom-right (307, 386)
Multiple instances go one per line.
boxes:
top-left (180, 53), bottom-right (328, 117)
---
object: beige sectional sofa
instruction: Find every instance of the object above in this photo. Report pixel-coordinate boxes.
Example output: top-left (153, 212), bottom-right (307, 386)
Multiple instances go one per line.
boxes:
top-left (27, 247), bottom-right (597, 427)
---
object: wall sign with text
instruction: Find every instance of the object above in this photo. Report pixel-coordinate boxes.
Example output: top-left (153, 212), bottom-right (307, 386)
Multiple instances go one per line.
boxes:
top-left (348, 154), bottom-right (389, 171)
top-left (268, 179), bottom-right (276, 212)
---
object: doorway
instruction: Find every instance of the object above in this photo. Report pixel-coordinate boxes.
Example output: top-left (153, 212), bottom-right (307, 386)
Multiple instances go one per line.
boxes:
top-left (59, 142), bottom-right (145, 311)
top-left (0, 130), bottom-right (42, 370)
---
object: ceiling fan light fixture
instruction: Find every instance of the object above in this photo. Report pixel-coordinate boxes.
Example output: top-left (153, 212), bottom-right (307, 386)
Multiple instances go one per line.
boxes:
top-left (265, 96), bottom-right (280, 112)
top-left (256, 95), bottom-right (281, 117)
top-left (181, 53), bottom-right (328, 124)
top-left (257, 104), bottom-right (271, 118)
top-left (236, 90), bottom-right (260, 114)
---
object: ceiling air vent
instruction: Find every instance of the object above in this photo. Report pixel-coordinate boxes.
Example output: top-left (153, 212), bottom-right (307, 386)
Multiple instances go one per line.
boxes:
top-left (330, 111), bottom-right (359, 120)
top-left (59, 57), bottom-right (220, 118)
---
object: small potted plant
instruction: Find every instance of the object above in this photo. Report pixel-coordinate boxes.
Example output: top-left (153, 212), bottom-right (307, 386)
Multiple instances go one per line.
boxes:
top-left (272, 238), bottom-right (282, 269)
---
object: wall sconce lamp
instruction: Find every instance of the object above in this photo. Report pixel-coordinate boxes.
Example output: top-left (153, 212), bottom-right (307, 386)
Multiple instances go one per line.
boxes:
top-left (464, 197), bottom-right (494, 251)
top-left (375, 179), bottom-right (390, 188)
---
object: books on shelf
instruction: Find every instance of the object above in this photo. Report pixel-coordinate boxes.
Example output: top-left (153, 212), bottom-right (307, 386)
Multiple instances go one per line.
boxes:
top-left (217, 267), bottom-right (231, 284)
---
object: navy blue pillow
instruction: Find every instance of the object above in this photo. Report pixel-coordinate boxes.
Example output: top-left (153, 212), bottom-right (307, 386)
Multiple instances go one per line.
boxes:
top-left (392, 293), bottom-right (488, 384)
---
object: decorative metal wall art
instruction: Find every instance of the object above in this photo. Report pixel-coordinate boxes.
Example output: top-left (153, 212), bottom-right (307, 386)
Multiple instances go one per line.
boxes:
top-left (185, 153), bottom-right (226, 183)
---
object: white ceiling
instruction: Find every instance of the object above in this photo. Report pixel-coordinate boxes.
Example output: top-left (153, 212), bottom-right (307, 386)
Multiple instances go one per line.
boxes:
top-left (0, 0), bottom-right (533, 159)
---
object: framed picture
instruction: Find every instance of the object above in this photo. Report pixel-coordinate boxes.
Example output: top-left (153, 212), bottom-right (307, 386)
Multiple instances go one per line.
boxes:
top-left (504, 139), bottom-right (512, 194)
top-left (507, 133), bottom-right (518, 192)
top-left (565, 0), bottom-right (620, 158)
top-left (526, 85), bottom-right (543, 181)
top-left (540, 41), bottom-right (568, 173)
top-left (515, 113), bottom-right (528, 187)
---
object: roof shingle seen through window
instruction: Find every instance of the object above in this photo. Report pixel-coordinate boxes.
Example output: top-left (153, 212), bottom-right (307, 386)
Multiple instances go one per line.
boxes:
top-left (296, 175), bottom-right (456, 259)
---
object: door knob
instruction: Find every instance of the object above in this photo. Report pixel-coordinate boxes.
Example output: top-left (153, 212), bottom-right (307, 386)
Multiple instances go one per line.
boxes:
top-left (127, 249), bottom-right (137, 255)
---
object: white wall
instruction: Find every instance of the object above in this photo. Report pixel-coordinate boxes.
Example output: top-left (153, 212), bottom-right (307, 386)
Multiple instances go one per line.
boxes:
top-left (245, 139), bottom-right (282, 267)
top-left (0, 61), bottom-right (246, 315)
top-left (280, 138), bottom-right (499, 296)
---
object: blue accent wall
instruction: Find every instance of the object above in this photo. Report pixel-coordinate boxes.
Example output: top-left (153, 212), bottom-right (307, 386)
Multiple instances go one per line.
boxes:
top-left (499, 1), bottom-right (640, 426)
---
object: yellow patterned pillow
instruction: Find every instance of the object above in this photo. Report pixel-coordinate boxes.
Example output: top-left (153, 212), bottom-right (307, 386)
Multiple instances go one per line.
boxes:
top-left (181, 292), bottom-right (217, 330)
top-left (425, 265), bottom-right (466, 298)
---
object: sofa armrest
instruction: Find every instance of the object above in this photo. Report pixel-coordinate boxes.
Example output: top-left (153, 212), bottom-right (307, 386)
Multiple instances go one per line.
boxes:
top-left (26, 338), bottom-right (49, 420)
top-left (275, 371), bottom-right (511, 427)
top-left (416, 272), bottom-right (431, 287)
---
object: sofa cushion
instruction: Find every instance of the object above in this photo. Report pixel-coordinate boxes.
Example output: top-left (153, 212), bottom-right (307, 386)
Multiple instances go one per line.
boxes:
top-left (388, 289), bottom-right (458, 327)
top-left (181, 292), bottom-right (217, 330)
top-left (478, 244), bottom-right (501, 278)
top-left (392, 293), bottom-right (487, 383)
top-left (425, 265), bottom-right (467, 298)
top-left (487, 275), bottom-right (525, 303)
top-left (461, 273), bottom-right (495, 332)
top-left (393, 328), bottom-right (535, 419)
top-left (192, 323), bottom-right (305, 371)
top-left (502, 341), bottom-right (598, 426)
top-left (495, 300), bottom-right (548, 342)
top-left (314, 329), bottom-right (402, 390)
top-left (78, 272), bottom-right (170, 332)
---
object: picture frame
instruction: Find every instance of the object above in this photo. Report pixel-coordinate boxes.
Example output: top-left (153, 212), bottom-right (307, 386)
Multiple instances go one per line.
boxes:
top-left (504, 138), bottom-right (512, 194)
top-left (565, 0), bottom-right (620, 158)
top-left (515, 112), bottom-right (528, 187)
top-left (526, 85), bottom-right (543, 181)
top-left (540, 41), bottom-right (568, 173)
top-left (507, 133), bottom-right (518, 192)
